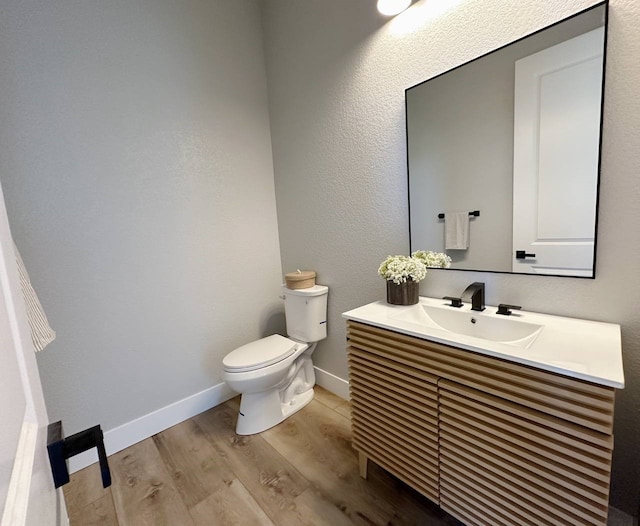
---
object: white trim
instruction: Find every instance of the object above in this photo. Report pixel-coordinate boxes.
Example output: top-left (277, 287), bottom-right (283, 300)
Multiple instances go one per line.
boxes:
top-left (314, 366), bottom-right (350, 400)
top-left (69, 371), bottom-right (350, 474)
top-left (1, 421), bottom-right (37, 526)
top-left (68, 382), bottom-right (235, 473)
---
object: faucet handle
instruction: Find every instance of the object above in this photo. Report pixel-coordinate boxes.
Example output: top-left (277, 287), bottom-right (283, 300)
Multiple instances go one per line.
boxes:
top-left (497, 304), bottom-right (521, 316)
top-left (443, 296), bottom-right (463, 308)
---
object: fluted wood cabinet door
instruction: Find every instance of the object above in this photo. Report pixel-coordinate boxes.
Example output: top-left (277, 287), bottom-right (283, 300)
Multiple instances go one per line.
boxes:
top-left (439, 380), bottom-right (612, 526)
top-left (347, 325), bottom-right (439, 503)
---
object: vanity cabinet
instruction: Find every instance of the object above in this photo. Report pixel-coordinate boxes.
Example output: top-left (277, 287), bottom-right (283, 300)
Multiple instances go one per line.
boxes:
top-left (346, 320), bottom-right (615, 526)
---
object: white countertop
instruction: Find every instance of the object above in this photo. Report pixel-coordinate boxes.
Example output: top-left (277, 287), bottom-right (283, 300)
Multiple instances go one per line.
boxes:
top-left (343, 297), bottom-right (624, 388)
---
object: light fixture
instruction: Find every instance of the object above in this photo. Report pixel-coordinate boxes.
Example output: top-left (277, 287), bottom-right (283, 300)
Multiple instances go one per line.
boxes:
top-left (377, 0), bottom-right (412, 16)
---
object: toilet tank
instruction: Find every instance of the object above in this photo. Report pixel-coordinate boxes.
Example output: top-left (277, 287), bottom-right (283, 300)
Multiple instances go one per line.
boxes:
top-left (283, 284), bottom-right (328, 342)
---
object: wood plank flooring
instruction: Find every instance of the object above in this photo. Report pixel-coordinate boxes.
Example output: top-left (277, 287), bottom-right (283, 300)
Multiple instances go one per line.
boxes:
top-left (64, 387), bottom-right (461, 526)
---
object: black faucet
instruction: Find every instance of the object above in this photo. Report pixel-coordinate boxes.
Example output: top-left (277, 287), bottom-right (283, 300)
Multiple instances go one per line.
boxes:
top-left (462, 282), bottom-right (485, 311)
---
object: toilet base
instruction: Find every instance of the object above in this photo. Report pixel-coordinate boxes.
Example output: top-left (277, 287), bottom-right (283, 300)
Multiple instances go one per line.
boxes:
top-left (235, 387), bottom-right (315, 435)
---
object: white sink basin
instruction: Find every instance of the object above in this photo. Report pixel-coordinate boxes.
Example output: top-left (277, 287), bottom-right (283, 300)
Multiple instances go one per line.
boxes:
top-left (343, 297), bottom-right (624, 388)
top-left (392, 304), bottom-right (543, 348)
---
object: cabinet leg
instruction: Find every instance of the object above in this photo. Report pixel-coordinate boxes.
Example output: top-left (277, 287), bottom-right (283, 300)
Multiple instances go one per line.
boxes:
top-left (358, 451), bottom-right (368, 479)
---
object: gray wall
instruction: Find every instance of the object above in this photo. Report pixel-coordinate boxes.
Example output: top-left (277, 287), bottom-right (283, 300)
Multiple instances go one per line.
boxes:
top-left (0, 0), bottom-right (284, 434)
top-left (263, 0), bottom-right (640, 516)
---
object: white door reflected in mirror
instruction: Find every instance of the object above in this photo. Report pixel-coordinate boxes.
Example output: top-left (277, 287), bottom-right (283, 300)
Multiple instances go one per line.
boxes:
top-left (512, 28), bottom-right (603, 276)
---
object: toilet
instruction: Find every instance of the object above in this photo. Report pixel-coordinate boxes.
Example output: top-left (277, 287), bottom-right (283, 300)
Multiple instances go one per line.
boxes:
top-left (222, 284), bottom-right (328, 435)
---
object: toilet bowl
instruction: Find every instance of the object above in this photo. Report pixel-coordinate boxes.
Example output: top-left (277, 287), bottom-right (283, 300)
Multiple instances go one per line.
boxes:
top-left (222, 284), bottom-right (328, 435)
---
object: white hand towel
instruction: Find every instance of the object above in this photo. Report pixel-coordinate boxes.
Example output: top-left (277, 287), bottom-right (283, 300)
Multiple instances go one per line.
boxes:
top-left (444, 211), bottom-right (469, 250)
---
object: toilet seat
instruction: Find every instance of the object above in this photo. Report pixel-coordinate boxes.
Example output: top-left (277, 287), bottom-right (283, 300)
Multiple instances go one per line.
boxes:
top-left (223, 334), bottom-right (297, 373)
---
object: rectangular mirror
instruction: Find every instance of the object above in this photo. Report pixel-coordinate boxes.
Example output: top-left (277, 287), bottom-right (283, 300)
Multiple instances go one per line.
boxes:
top-left (407, 2), bottom-right (607, 278)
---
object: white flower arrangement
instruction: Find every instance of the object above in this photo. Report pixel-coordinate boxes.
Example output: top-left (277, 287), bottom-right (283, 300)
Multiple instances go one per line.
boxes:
top-left (378, 255), bottom-right (428, 284)
top-left (412, 250), bottom-right (452, 269)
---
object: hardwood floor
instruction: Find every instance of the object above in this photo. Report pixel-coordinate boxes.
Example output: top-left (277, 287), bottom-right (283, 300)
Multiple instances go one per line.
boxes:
top-left (64, 387), bottom-right (461, 526)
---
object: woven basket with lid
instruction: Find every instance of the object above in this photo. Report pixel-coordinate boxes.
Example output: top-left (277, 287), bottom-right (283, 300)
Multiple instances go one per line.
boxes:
top-left (284, 270), bottom-right (316, 289)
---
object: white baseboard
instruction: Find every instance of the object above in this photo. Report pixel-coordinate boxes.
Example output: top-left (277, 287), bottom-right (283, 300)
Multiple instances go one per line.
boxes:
top-left (68, 382), bottom-right (236, 473)
top-left (314, 366), bottom-right (350, 400)
top-left (69, 370), bottom-right (349, 474)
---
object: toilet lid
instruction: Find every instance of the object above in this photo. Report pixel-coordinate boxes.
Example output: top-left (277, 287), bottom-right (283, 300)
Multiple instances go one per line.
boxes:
top-left (223, 334), bottom-right (297, 372)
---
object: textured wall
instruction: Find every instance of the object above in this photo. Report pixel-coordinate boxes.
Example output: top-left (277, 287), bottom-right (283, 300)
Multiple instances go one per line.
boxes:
top-left (263, 0), bottom-right (640, 515)
top-left (0, 0), bottom-right (283, 434)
